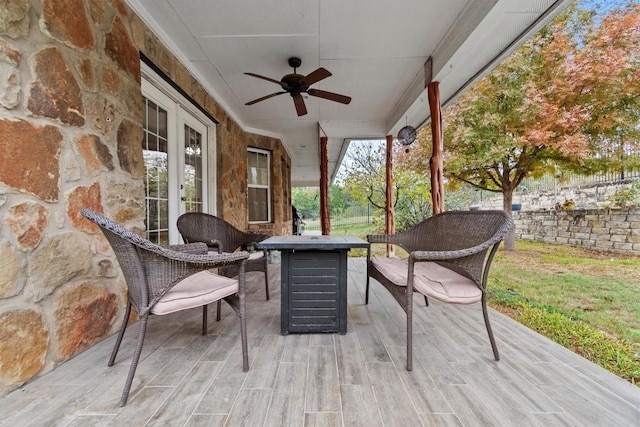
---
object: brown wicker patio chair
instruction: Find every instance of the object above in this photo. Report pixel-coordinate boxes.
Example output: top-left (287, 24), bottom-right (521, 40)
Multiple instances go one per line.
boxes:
top-left (81, 209), bottom-right (250, 407)
top-left (366, 210), bottom-right (513, 370)
top-left (177, 212), bottom-right (270, 310)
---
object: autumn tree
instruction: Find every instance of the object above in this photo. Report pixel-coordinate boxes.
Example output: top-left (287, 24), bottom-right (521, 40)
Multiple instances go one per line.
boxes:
top-left (340, 141), bottom-right (432, 231)
top-left (402, 0), bottom-right (640, 249)
top-left (562, 1), bottom-right (640, 173)
top-left (340, 141), bottom-right (386, 208)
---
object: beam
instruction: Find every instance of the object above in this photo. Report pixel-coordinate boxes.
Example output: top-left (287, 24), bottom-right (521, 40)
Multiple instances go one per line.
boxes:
top-left (424, 56), bottom-right (433, 87)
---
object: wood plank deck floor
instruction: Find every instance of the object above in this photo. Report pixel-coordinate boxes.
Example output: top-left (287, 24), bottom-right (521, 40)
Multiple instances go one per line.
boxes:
top-left (1, 258), bottom-right (639, 426)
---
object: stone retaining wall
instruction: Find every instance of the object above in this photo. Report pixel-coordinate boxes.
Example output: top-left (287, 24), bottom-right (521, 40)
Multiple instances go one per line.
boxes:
top-left (512, 207), bottom-right (640, 255)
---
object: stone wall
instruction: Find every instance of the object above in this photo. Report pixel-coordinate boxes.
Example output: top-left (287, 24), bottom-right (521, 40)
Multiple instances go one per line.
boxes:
top-left (0, 0), bottom-right (291, 396)
top-left (513, 207), bottom-right (640, 255)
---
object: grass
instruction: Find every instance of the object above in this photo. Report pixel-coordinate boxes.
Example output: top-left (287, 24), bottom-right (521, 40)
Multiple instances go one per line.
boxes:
top-left (329, 223), bottom-right (640, 385)
top-left (491, 241), bottom-right (640, 345)
top-left (490, 240), bottom-right (640, 384)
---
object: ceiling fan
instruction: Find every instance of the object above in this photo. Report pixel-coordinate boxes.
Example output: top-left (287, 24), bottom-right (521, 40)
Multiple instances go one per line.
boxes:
top-left (244, 57), bottom-right (352, 116)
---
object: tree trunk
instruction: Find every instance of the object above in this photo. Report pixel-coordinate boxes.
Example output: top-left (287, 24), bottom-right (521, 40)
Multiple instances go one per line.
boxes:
top-left (385, 135), bottom-right (395, 256)
top-left (320, 136), bottom-right (331, 235)
top-left (502, 190), bottom-right (515, 250)
top-left (428, 82), bottom-right (444, 215)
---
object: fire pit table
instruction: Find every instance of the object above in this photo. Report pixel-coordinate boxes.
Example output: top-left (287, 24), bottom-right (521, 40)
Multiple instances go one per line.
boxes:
top-left (257, 235), bottom-right (369, 334)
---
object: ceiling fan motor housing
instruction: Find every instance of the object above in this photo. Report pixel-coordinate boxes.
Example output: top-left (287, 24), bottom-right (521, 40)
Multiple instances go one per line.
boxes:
top-left (281, 74), bottom-right (307, 92)
top-left (282, 58), bottom-right (307, 92)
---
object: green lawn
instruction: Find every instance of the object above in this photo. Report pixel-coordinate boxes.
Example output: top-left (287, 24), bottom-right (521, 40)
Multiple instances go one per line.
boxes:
top-left (490, 241), bottom-right (640, 384)
top-left (491, 241), bottom-right (640, 345)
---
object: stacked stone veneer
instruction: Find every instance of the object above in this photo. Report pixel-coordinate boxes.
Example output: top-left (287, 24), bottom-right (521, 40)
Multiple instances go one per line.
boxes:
top-left (513, 207), bottom-right (640, 255)
top-left (0, 0), bottom-right (291, 396)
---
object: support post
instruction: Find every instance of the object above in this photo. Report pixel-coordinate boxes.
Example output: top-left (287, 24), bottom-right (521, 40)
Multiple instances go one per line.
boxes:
top-left (386, 134), bottom-right (395, 256)
top-left (320, 136), bottom-right (331, 235)
top-left (428, 82), bottom-right (444, 215)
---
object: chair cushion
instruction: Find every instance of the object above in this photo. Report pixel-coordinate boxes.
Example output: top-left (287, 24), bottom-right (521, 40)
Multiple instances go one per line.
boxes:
top-left (370, 256), bottom-right (409, 286)
top-left (370, 257), bottom-right (482, 304)
top-left (151, 270), bottom-right (239, 315)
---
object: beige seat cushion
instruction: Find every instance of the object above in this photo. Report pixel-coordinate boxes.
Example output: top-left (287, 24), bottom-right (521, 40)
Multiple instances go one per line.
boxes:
top-left (370, 256), bottom-right (409, 286)
top-left (371, 256), bottom-right (481, 304)
top-left (151, 270), bottom-right (239, 315)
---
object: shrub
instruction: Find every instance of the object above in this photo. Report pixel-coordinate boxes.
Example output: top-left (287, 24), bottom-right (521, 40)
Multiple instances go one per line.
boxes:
top-left (607, 181), bottom-right (640, 208)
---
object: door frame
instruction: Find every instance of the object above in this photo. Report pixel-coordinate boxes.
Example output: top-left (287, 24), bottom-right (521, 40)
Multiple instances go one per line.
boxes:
top-left (141, 63), bottom-right (217, 244)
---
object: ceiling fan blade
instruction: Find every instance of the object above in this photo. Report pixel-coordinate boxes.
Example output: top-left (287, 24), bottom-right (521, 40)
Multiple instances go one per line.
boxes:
top-left (292, 94), bottom-right (307, 116)
top-left (244, 72), bottom-right (284, 87)
top-left (301, 68), bottom-right (332, 86)
top-left (307, 89), bottom-right (352, 105)
top-left (245, 91), bottom-right (286, 105)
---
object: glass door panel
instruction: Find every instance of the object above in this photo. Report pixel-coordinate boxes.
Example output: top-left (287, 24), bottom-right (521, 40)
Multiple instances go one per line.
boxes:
top-left (142, 97), bottom-right (170, 244)
top-left (183, 123), bottom-right (204, 213)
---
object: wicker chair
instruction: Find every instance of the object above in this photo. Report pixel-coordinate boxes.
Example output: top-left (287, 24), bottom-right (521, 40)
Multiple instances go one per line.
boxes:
top-left (177, 212), bottom-right (270, 308)
top-left (366, 210), bottom-right (513, 370)
top-left (81, 209), bottom-right (250, 407)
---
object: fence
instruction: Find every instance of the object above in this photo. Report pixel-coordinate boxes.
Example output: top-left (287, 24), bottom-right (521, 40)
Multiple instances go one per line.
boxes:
top-left (302, 203), bottom-right (376, 233)
top-left (520, 166), bottom-right (640, 194)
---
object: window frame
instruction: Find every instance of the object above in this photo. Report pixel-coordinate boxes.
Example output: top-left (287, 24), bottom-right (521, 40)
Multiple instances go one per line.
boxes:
top-left (247, 147), bottom-right (271, 224)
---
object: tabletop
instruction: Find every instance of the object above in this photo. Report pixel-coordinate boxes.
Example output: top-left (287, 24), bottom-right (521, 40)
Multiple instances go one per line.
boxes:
top-left (257, 235), bottom-right (369, 250)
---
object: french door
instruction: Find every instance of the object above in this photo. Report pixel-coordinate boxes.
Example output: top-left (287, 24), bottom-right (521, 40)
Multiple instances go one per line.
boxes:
top-left (141, 78), bottom-right (211, 245)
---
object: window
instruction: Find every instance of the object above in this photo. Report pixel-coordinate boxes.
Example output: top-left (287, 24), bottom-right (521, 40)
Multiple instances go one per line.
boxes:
top-left (247, 148), bottom-right (271, 222)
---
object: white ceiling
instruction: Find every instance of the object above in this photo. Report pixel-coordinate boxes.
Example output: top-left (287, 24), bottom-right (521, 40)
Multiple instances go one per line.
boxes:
top-left (126, 0), bottom-right (572, 186)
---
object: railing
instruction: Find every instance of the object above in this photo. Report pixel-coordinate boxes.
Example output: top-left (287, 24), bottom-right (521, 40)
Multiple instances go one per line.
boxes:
top-left (301, 203), bottom-right (375, 233)
top-left (521, 167), bottom-right (640, 194)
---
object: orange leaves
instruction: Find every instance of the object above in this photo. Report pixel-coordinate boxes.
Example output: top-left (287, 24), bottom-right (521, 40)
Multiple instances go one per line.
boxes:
top-left (556, 134), bottom-right (590, 157)
top-left (402, 1), bottom-right (640, 197)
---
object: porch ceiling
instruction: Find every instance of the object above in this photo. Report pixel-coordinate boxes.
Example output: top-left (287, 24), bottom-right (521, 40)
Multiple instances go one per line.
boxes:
top-left (126, 0), bottom-right (572, 187)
